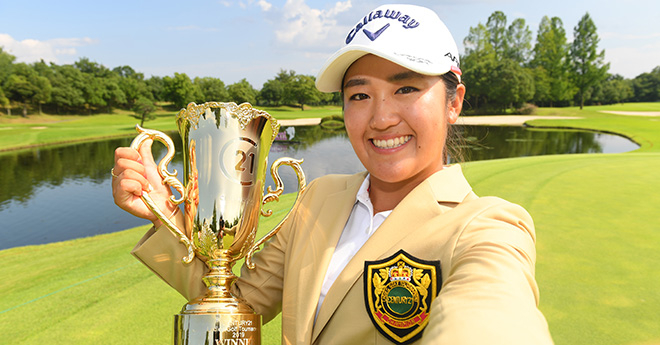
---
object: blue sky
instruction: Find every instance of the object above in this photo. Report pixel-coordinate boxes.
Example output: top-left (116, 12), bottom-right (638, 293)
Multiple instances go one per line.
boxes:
top-left (1, 0), bottom-right (658, 88)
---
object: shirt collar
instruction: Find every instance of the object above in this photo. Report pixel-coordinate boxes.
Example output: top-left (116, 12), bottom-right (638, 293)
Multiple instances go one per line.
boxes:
top-left (355, 174), bottom-right (393, 218)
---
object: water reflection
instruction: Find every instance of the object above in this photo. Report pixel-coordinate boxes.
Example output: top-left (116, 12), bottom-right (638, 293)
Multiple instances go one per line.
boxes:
top-left (0, 125), bottom-right (638, 250)
top-left (459, 126), bottom-right (613, 161)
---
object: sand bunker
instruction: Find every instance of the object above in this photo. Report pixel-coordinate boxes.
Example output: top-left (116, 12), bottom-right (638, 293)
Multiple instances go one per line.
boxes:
top-left (599, 111), bottom-right (660, 116)
top-left (458, 115), bottom-right (581, 126)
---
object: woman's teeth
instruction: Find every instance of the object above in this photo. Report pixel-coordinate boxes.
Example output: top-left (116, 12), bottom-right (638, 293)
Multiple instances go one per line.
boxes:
top-left (372, 135), bottom-right (412, 149)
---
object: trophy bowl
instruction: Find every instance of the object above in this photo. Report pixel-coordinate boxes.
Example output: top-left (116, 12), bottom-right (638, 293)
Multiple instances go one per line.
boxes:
top-left (130, 101), bottom-right (306, 345)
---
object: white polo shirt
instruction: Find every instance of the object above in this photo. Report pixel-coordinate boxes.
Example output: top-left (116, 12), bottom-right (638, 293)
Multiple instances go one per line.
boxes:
top-left (315, 175), bottom-right (392, 321)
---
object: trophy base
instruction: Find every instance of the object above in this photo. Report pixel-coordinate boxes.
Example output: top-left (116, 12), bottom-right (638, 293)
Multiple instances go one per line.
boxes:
top-left (174, 312), bottom-right (261, 345)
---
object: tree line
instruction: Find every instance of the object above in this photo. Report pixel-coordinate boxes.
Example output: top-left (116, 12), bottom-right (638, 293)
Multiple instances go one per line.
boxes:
top-left (463, 11), bottom-right (659, 112)
top-left (0, 10), bottom-right (658, 118)
top-left (0, 50), bottom-right (335, 118)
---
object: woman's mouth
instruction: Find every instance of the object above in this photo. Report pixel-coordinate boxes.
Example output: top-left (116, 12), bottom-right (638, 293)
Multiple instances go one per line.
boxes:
top-left (372, 135), bottom-right (412, 149)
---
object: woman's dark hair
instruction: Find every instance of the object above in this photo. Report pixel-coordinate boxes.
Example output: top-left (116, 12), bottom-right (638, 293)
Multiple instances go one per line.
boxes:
top-left (441, 72), bottom-right (467, 164)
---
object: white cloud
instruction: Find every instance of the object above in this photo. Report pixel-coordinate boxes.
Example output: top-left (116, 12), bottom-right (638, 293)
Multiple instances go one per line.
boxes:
top-left (257, 0), bottom-right (272, 11)
top-left (228, 0), bottom-right (272, 11)
top-left (0, 34), bottom-right (97, 64)
top-left (271, 0), bottom-right (353, 50)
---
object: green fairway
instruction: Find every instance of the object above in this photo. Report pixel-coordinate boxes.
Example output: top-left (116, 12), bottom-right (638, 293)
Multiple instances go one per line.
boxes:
top-left (463, 152), bottom-right (660, 345)
top-left (1, 103), bottom-right (659, 344)
top-left (0, 193), bottom-right (297, 345)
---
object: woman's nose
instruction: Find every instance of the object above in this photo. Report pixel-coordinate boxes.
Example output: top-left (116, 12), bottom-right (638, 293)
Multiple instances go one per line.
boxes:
top-left (369, 97), bottom-right (400, 130)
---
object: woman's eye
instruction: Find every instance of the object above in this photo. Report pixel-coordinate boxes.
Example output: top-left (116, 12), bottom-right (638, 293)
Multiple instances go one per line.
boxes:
top-left (349, 93), bottom-right (369, 101)
top-left (396, 86), bottom-right (419, 94)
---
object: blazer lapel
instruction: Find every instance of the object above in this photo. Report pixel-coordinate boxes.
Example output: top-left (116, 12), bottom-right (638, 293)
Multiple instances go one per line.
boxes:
top-left (295, 173), bottom-right (366, 344)
top-left (312, 165), bottom-right (472, 341)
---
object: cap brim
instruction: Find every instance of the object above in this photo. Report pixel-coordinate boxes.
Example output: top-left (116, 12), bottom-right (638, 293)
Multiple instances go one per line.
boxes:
top-left (315, 45), bottom-right (457, 93)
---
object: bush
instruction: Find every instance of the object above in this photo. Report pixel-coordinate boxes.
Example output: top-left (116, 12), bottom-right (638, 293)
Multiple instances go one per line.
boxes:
top-left (514, 103), bottom-right (538, 115)
top-left (320, 114), bottom-right (344, 124)
top-left (320, 114), bottom-right (345, 130)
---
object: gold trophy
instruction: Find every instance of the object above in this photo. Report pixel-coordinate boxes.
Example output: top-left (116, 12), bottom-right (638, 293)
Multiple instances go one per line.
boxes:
top-left (130, 102), bottom-right (306, 345)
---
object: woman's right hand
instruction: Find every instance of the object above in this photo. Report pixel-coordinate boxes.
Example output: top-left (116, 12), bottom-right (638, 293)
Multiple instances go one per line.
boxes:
top-left (111, 139), bottom-right (177, 228)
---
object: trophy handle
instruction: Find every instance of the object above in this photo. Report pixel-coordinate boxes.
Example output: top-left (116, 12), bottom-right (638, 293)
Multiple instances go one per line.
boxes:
top-left (245, 157), bottom-right (306, 269)
top-left (130, 125), bottom-right (195, 264)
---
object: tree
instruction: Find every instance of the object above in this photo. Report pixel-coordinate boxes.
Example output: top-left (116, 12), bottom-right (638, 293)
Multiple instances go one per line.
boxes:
top-left (486, 11), bottom-right (508, 58)
top-left (288, 74), bottom-right (323, 110)
top-left (600, 74), bottom-right (634, 104)
top-left (163, 73), bottom-right (202, 108)
top-left (506, 18), bottom-right (532, 64)
top-left (463, 13), bottom-right (534, 111)
top-left (260, 78), bottom-right (285, 105)
top-left (49, 64), bottom-right (86, 113)
top-left (113, 65), bottom-right (152, 110)
top-left (462, 23), bottom-right (497, 110)
top-left (632, 66), bottom-right (660, 102)
top-left (194, 77), bottom-right (228, 103)
top-left (569, 13), bottom-right (609, 109)
top-left (146, 76), bottom-right (165, 102)
top-left (260, 69), bottom-right (296, 106)
top-left (74, 58), bottom-right (112, 113)
top-left (463, 23), bottom-right (493, 57)
top-left (5, 63), bottom-right (51, 117)
top-left (530, 66), bottom-right (551, 106)
top-left (489, 59), bottom-right (535, 111)
top-left (0, 48), bottom-right (16, 115)
top-left (227, 78), bottom-right (258, 105)
top-left (134, 96), bottom-right (157, 127)
top-left (531, 16), bottom-right (574, 106)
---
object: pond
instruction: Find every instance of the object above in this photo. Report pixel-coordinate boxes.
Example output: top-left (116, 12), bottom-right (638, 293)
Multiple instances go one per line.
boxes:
top-left (0, 125), bottom-right (639, 250)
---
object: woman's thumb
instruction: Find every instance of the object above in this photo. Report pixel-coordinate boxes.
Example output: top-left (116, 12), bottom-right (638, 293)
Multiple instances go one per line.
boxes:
top-left (139, 139), bottom-right (157, 168)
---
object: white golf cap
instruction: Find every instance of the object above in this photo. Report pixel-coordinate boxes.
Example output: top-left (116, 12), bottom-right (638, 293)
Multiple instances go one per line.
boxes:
top-left (315, 4), bottom-right (461, 93)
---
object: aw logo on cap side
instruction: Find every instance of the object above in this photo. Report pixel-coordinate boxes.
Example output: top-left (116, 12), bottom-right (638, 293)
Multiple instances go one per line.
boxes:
top-left (346, 9), bottom-right (421, 44)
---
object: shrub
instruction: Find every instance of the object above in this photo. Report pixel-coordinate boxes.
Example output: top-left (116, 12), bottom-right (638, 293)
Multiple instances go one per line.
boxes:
top-left (515, 103), bottom-right (538, 115)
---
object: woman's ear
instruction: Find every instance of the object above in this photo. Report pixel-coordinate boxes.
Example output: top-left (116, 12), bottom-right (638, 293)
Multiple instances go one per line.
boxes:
top-left (447, 84), bottom-right (466, 124)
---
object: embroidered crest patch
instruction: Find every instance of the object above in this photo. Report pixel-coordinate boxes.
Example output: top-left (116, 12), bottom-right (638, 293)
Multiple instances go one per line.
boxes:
top-left (364, 250), bottom-right (441, 344)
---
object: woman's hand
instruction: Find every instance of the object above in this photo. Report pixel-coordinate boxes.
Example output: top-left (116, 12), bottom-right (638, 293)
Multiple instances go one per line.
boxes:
top-left (111, 139), bottom-right (177, 228)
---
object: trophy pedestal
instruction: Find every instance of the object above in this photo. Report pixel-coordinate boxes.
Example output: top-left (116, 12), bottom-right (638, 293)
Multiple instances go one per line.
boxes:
top-left (174, 313), bottom-right (261, 345)
top-left (174, 264), bottom-right (262, 345)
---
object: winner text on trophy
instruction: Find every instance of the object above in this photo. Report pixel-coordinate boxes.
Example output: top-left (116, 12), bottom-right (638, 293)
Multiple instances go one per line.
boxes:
top-left (131, 101), bottom-right (306, 345)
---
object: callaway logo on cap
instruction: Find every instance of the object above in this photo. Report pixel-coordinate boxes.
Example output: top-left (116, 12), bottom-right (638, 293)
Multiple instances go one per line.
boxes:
top-left (315, 4), bottom-right (461, 93)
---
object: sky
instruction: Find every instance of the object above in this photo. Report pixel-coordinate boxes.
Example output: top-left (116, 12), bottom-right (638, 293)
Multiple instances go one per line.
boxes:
top-left (1, 0), bottom-right (659, 88)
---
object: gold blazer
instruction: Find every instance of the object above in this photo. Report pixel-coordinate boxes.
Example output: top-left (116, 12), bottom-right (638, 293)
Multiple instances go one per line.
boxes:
top-left (132, 165), bottom-right (553, 344)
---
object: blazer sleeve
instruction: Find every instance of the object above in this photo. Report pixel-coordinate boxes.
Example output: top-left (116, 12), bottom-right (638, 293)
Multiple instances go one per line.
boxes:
top-left (233, 177), bottom-right (319, 324)
top-left (130, 211), bottom-right (209, 302)
top-left (132, 178), bottom-right (319, 325)
top-left (421, 198), bottom-right (554, 345)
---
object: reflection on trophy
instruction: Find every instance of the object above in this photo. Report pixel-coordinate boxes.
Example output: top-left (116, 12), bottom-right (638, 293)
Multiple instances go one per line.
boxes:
top-left (130, 102), bottom-right (306, 345)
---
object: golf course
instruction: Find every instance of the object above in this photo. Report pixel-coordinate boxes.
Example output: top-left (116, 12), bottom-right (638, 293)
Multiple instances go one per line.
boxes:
top-left (0, 103), bottom-right (658, 344)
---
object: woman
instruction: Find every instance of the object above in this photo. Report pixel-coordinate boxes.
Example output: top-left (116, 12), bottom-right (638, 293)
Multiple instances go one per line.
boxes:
top-left (112, 4), bottom-right (553, 344)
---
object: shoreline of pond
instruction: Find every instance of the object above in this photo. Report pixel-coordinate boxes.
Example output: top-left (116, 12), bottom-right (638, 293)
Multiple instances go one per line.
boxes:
top-left (0, 115), bottom-right (612, 154)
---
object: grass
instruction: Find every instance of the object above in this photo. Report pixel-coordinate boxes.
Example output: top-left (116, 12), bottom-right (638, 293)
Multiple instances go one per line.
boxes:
top-left (0, 193), bottom-right (297, 345)
top-left (1, 102), bottom-right (659, 344)
top-left (462, 152), bottom-right (660, 345)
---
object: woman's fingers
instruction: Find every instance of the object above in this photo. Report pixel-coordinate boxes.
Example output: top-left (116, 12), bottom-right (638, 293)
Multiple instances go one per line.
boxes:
top-left (112, 139), bottom-right (177, 224)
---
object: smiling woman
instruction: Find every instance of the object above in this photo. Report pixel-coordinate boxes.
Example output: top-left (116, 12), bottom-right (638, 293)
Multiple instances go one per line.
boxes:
top-left (114, 3), bottom-right (554, 345)
top-left (341, 55), bottom-right (465, 212)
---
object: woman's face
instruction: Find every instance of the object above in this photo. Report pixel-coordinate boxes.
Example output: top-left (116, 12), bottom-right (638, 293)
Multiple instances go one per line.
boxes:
top-left (342, 54), bottom-right (464, 186)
